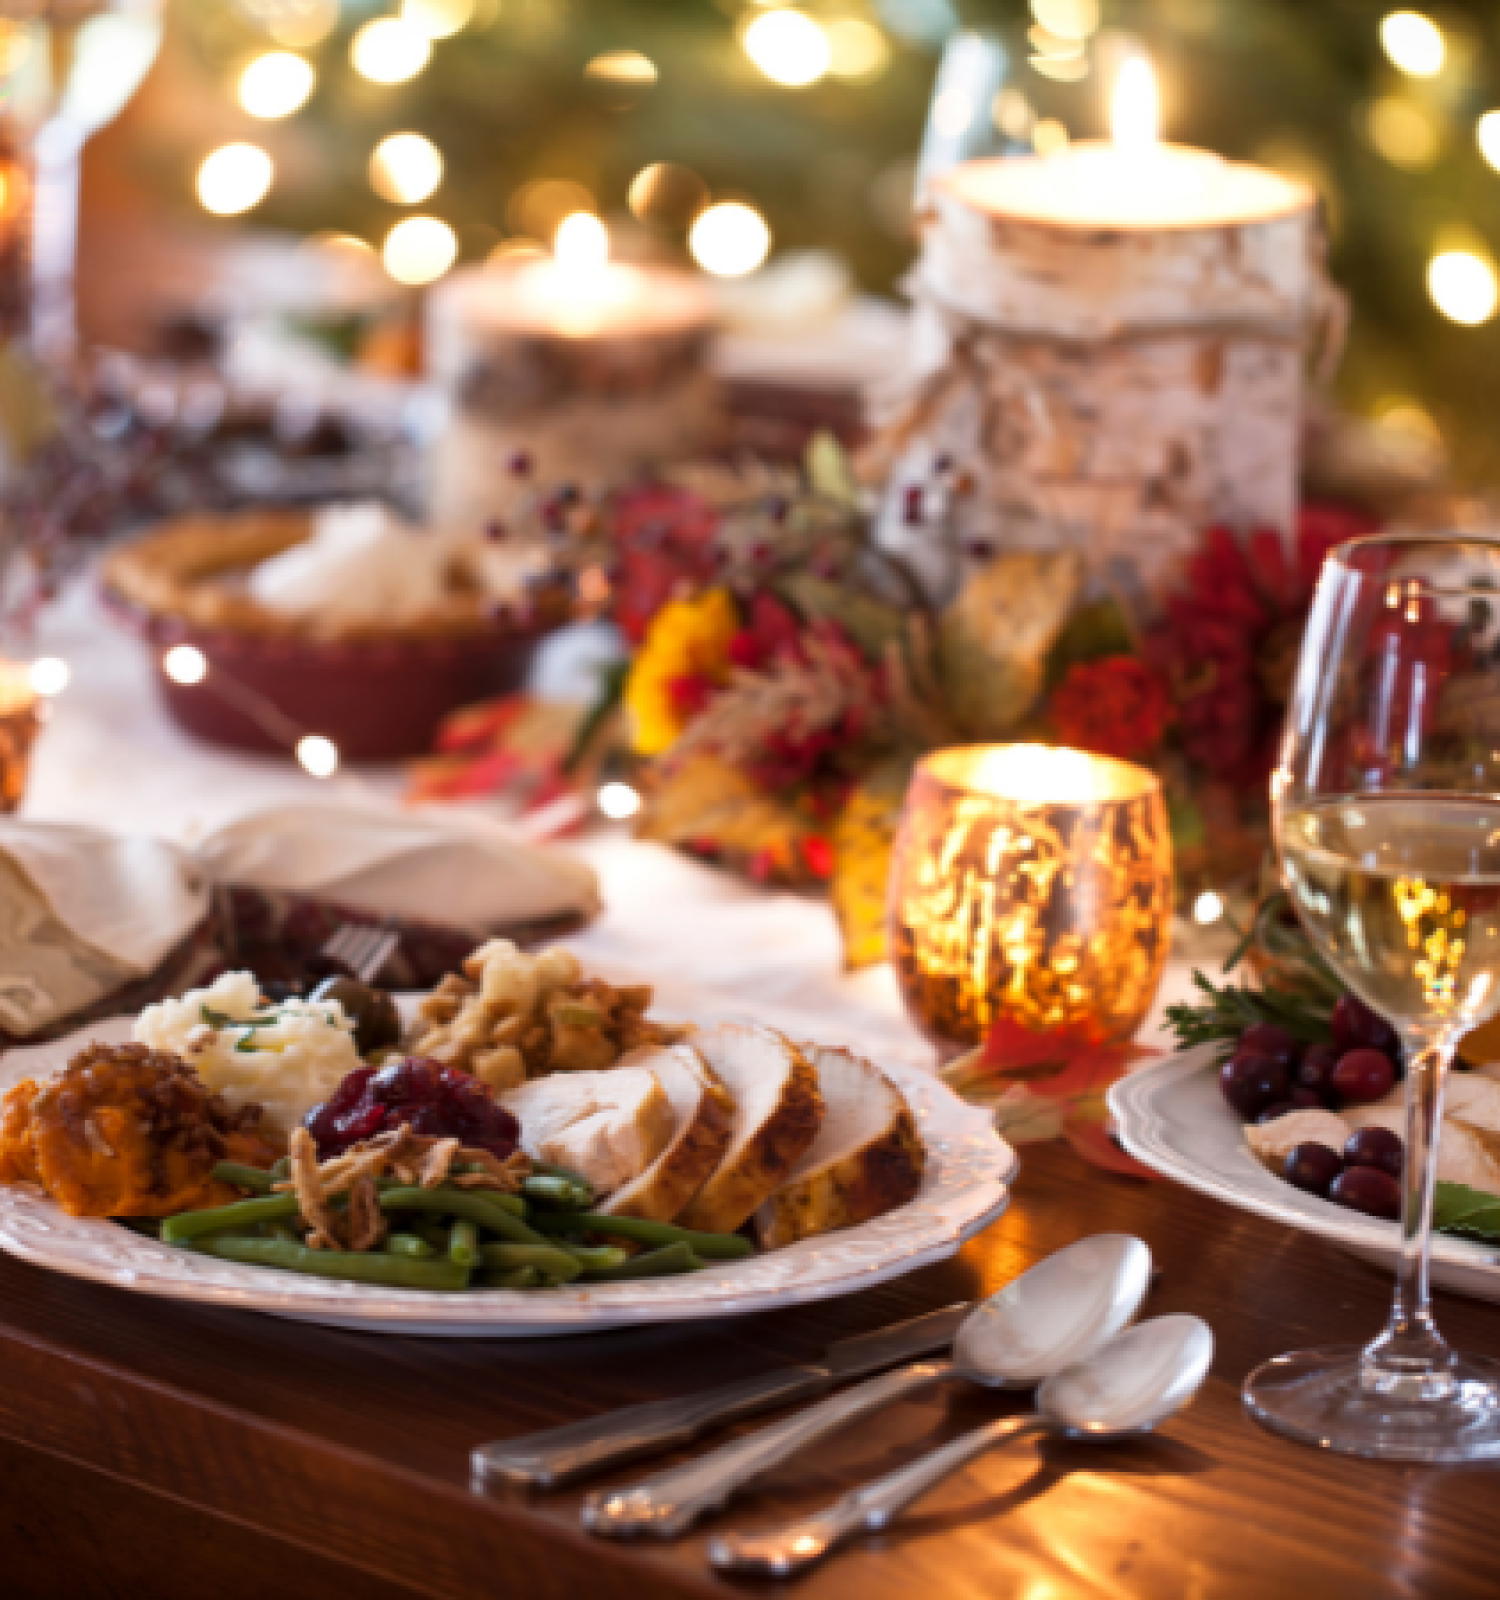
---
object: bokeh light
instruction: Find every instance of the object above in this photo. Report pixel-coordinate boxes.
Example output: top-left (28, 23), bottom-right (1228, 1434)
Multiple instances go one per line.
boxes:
top-left (584, 50), bottom-right (657, 86)
top-left (163, 645), bottom-right (208, 686)
top-left (597, 781), bottom-right (642, 821)
top-left (1365, 97), bottom-right (1439, 169)
top-left (1428, 250), bottom-right (1498, 325)
top-left (508, 179), bottom-right (595, 243)
top-left (370, 132), bottom-right (443, 204)
top-left (689, 202), bottom-right (771, 277)
top-left (238, 52), bottom-right (314, 119)
top-left (554, 211), bottom-right (608, 268)
top-left (628, 162), bottom-right (708, 227)
top-left (1380, 11), bottom-right (1445, 78)
top-left (383, 215), bottom-right (458, 284)
top-left (1478, 111), bottom-right (1500, 173)
top-left (826, 19), bottom-right (889, 81)
top-left (743, 10), bottom-right (831, 88)
top-left (351, 17), bottom-right (432, 84)
top-left (28, 657), bottom-right (69, 696)
top-left (401, 0), bottom-right (474, 39)
top-left (197, 143), bottom-right (274, 216)
top-left (246, 0), bottom-right (339, 50)
top-left (1191, 890), bottom-right (1224, 926)
top-left (1030, 0), bottom-right (1100, 40)
top-left (1033, 117), bottom-right (1070, 156)
top-left (297, 735), bottom-right (340, 778)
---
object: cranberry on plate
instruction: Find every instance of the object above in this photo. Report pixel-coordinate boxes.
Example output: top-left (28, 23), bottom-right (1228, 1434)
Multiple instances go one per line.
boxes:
top-left (305, 1056), bottom-right (520, 1160)
top-left (1330, 1165), bottom-right (1402, 1221)
top-left (1330, 1049), bottom-right (1397, 1105)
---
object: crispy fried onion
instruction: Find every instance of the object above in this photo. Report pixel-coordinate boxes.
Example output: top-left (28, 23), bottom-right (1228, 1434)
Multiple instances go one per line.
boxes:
top-left (277, 1126), bottom-right (529, 1251)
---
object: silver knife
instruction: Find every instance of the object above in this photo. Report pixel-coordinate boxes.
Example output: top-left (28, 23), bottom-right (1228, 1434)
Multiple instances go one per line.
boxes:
top-left (471, 1302), bottom-right (973, 1490)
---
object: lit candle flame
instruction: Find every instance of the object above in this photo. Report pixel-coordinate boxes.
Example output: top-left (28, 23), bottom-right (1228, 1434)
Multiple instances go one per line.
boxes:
top-left (554, 212), bottom-right (609, 271)
top-left (1111, 55), bottom-right (1160, 158)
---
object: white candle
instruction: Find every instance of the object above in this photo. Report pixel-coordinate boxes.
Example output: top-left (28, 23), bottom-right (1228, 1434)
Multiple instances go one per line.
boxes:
top-left (940, 55), bottom-right (1308, 230)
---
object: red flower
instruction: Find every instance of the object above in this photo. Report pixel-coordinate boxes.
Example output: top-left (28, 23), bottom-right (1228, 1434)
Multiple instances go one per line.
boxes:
top-left (727, 593), bottom-right (804, 670)
top-left (609, 486), bottom-right (719, 645)
top-left (1049, 656), bottom-right (1172, 761)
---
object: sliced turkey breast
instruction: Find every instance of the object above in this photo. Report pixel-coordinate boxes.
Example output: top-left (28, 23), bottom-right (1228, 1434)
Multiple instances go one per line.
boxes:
top-left (677, 1022), bottom-right (824, 1235)
top-left (755, 1044), bottom-right (925, 1249)
top-left (1345, 1086), bottom-right (1500, 1196)
top-left (500, 1063), bottom-right (674, 1199)
top-left (601, 1042), bottom-right (736, 1223)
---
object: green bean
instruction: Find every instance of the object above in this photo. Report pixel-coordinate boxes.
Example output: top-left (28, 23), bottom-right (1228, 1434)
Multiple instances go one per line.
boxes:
top-left (526, 1210), bottom-right (753, 1260)
top-left (161, 1193), bottom-right (302, 1243)
top-left (578, 1242), bottom-right (704, 1280)
top-left (194, 1236), bottom-right (470, 1290)
top-left (555, 1242), bottom-right (630, 1273)
top-left (521, 1174), bottom-right (592, 1209)
top-left (211, 1161), bottom-right (278, 1195)
top-left (477, 1242), bottom-right (582, 1282)
top-left (266, 1221), bottom-right (302, 1245)
top-left (386, 1232), bottom-right (436, 1259)
top-left (530, 1162), bottom-right (595, 1203)
top-left (376, 1186), bottom-right (551, 1246)
top-left (481, 1266), bottom-right (541, 1289)
top-left (449, 1217), bottom-right (482, 1269)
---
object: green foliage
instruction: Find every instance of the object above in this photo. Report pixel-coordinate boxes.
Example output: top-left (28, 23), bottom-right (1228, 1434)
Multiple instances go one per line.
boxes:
top-left (1433, 1181), bottom-right (1500, 1243)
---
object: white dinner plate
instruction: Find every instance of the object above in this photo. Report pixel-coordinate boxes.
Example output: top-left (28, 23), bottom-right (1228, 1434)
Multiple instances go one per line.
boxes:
top-left (1109, 1045), bottom-right (1500, 1304)
top-left (0, 1003), bottom-right (1014, 1338)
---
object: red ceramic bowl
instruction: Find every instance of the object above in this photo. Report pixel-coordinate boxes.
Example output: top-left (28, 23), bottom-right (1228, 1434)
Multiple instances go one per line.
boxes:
top-left (106, 590), bottom-right (544, 763)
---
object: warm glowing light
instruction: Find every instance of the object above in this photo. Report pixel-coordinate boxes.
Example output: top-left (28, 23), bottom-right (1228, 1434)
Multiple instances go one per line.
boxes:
top-left (351, 17), bottom-right (432, 84)
top-left (238, 51), bottom-right (314, 119)
top-left (28, 657), bottom-right (68, 696)
top-left (1033, 117), bottom-right (1070, 156)
top-left (689, 202), bottom-right (771, 277)
top-left (826, 19), bottom-right (889, 80)
top-left (401, 0), bottom-right (474, 39)
top-left (554, 211), bottom-right (609, 269)
top-left (1428, 250), bottom-right (1499, 325)
top-left (257, 0), bottom-right (338, 49)
top-left (1031, 0), bottom-right (1100, 40)
top-left (163, 645), bottom-right (207, 685)
top-left (383, 216), bottom-right (457, 284)
top-left (742, 10), bottom-right (831, 88)
top-left (197, 143), bottom-right (273, 216)
top-left (309, 231), bottom-right (375, 260)
top-left (1381, 12), bottom-right (1445, 77)
top-left (584, 50), bottom-right (657, 86)
top-left (1192, 890), bottom-right (1225, 926)
top-left (627, 162), bottom-right (707, 226)
top-left (597, 781), bottom-right (641, 820)
top-left (953, 744), bottom-right (1157, 806)
top-left (297, 734), bottom-right (339, 778)
top-left (1111, 55), bottom-right (1160, 157)
top-left (1366, 97), bottom-right (1439, 168)
top-left (1478, 111), bottom-right (1500, 172)
top-left (370, 132), bottom-right (443, 204)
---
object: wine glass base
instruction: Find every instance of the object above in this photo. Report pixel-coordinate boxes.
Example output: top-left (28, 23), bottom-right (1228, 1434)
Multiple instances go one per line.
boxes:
top-left (1245, 1346), bottom-right (1500, 1462)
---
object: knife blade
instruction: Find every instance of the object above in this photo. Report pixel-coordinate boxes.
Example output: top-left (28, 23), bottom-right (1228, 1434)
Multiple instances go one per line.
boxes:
top-left (471, 1301), bottom-right (973, 1490)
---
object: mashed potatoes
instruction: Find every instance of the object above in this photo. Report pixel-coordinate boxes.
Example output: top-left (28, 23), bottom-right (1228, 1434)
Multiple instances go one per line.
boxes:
top-left (134, 970), bottom-right (364, 1136)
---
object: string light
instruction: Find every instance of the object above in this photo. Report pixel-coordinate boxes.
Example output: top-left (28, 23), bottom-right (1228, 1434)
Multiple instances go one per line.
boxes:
top-left (689, 202), bottom-right (771, 277)
top-left (351, 17), bottom-right (432, 84)
top-left (584, 50), bottom-right (657, 87)
top-left (1478, 111), bottom-right (1500, 172)
top-left (238, 52), bottom-right (314, 119)
top-left (163, 645), bottom-right (208, 685)
top-left (383, 215), bottom-right (457, 284)
top-left (742, 10), bottom-right (831, 87)
top-left (1428, 249), bottom-right (1499, 324)
top-left (197, 143), bottom-right (274, 216)
top-left (28, 657), bottom-right (69, 696)
top-left (1380, 12), bottom-right (1445, 78)
top-left (250, 0), bottom-right (339, 50)
top-left (401, 0), bottom-right (474, 39)
top-left (597, 781), bottom-right (641, 820)
top-left (296, 735), bottom-right (339, 778)
top-left (1365, 97), bottom-right (1439, 168)
top-left (369, 133), bottom-right (443, 204)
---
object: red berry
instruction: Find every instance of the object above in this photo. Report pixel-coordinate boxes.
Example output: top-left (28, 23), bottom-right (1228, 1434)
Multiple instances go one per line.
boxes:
top-left (1332, 994), bottom-right (1399, 1057)
top-left (1344, 1126), bottom-right (1404, 1179)
top-left (1239, 1023), bottom-right (1299, 1067)
top-left (1284, 1142), bottom-right (1343, 1196)
top-left (1330, 1049), bottom-right (1397, 1105)
top-left (1221, 1053), bottom-right (1291, 1120)
top-left (1330, 1165), bottom-right (1402, 1220)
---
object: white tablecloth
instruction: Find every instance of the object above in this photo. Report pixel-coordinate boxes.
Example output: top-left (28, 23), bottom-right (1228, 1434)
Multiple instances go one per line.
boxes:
top-left (20, 582), bottom-right (1202, 1054)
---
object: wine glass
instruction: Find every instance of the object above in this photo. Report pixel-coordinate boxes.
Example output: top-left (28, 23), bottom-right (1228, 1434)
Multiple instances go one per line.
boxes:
top-left (1248, 531), bottom-right (1500, 1460)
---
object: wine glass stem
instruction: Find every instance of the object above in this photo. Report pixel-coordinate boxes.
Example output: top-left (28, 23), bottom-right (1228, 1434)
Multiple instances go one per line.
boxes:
top-left (1361, 1028), bottom-right (1458, 1399)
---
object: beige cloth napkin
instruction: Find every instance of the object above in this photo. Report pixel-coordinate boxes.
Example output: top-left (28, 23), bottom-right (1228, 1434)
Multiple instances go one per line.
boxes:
top-left (0, 807), bottom-right (599, 1037)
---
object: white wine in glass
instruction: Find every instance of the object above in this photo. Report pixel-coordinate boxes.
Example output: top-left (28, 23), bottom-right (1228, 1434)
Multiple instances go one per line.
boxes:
top-left (1250, 532), bottom-right (1500, 1461)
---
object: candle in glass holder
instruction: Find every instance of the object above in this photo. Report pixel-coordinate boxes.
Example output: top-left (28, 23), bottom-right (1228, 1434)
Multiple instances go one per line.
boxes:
top-left (0, 661), bottom-right (42, 813)
top-left (888, 744), bottom-right (1173, 1058)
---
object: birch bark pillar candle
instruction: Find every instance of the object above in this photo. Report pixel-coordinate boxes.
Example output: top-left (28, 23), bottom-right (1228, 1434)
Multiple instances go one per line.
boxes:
top-left (877, 56), bottom-right (1328, 617)
top-left (426, 217), bottom-right (716, 532)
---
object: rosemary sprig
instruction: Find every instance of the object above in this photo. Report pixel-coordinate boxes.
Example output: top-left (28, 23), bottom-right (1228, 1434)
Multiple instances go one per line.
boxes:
top-left (1163, 971), bottom-right (1335, 1057)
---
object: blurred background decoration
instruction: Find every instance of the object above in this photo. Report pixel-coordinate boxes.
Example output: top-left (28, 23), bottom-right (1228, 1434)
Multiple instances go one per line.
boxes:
top-left (61, 0), bottom-right (1500, 487)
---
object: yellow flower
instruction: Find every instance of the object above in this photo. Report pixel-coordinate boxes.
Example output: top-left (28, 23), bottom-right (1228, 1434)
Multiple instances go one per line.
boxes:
top-left (625, 589), bottom-right (739, 756)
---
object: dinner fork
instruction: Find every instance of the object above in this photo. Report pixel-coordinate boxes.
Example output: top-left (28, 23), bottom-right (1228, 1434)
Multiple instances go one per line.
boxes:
top-left (320, 922), bottom-right (399, 984)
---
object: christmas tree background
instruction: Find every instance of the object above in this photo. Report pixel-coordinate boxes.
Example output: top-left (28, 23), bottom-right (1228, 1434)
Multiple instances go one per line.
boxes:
top-left (93, 0), bottom-right (1500, 483)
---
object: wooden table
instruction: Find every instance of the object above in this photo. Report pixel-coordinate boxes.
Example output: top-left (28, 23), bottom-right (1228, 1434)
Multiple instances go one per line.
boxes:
top-left (2, 1141), bottom-right (1498, 1600)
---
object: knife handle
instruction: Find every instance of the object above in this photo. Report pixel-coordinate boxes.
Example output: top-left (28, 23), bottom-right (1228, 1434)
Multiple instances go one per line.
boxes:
top-left (472, 1366), bottom-right (833, 1488)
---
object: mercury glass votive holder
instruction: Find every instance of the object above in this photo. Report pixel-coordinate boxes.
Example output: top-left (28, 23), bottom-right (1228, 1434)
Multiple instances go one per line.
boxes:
top-left (0, 662), bottom-right (40, 813)
top-left (888, 744), bottom-right (1173, 1058)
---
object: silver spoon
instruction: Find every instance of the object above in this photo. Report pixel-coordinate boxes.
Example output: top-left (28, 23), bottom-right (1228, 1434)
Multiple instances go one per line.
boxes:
top-left (582, 1232), bottom-right (1153, 1540)
top-left (710, 1312), bottom-right (1215, 1577)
